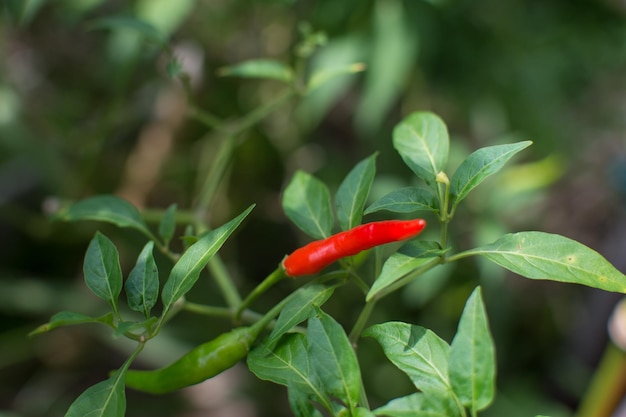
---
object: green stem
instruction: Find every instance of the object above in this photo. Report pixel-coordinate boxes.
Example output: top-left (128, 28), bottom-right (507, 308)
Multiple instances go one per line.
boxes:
top-left (576, 342), bottom-right (626, 417)
top-left (439, 220), bottom-right (449, 253)
top-left (140, 208), bottom-right (197, 226)
top-left (348, 300), bottom-right (377, 346)
top-left (207, 256), bottom-right (242, 308)
top-left (194, 135), bottom-right (236, 226)
top-left (188, 105), bottom-right (225, 131)
top-left (155, 295), bottom-right (187, 336)
top-left (350, 272), bottom-right (370, 295)
top-left (436, 171), bottom-right (451, 250)
top-left (234, 88), bottom-right (296, 134)
top-left (236, 266), bottom-right (288, 320)
top-left (183, 301), bottom-right (270, 327)
top-left (183, 303), bottom-right (232, 319)
top-left (443, 249), bottom-right (480, 264)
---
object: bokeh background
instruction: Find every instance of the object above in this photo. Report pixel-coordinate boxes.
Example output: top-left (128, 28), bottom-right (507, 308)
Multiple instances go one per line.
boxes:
top-left (2, 0), bottom-right (626, 416)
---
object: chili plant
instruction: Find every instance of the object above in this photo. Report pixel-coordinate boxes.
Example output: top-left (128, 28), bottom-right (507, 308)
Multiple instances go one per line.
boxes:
top-left (31, 110), bottom-right (626, 417)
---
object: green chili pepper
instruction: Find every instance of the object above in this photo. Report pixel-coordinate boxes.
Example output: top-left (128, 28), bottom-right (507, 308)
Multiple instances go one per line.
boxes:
top-left (125, 325), bottom-right (260, 394)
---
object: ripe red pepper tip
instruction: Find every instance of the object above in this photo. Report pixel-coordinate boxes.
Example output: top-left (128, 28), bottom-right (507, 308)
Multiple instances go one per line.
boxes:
top-left (283, 219), bottom-right (426, 277)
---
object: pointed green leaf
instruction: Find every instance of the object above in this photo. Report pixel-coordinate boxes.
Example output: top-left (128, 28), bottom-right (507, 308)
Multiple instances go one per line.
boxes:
top-left (248, 333), bottom-right (333, 411)
top-left (161, 205), bottom-right (254, 314)
top-left (450, 141), bottom-right (532, 209)
top-left (29, 311), bottom-right (115, 336)
top-left (84, 232), bottom-right (123, 315)
top-left (449, 287), bottom-right (495, 412)
top-left (307, 62), bottom-right (366, 92)
top-left (283, 171), bottom-right (333, 239)
top-left (336, 153), bottom-right (377, 230)
top-left (57, 195), bottom-right (151, 237)
top-left (308, 309), bottom-right (361, 412)
top-left (158, 204), bottom-right (177, 245)
top-left (367, 241), bottom-right (443, 301)
top-left (461, 232), bottom-right (626, 293)
top-left (268, 284), bottom-right (335, 344)
top-left (364, 322), bottom-right (452, 396)
top-left (219, 59), bottom-right (293, 82)
top-left (393, 112), bottom-right (449, 186)
top-left (64, 369), bottom-right (127, 417)
top-left (355, 0), bottom-right (418, 135)
top-left (373, 392), bottom-right (460, 417)
top-left (365, 186), bottom-right (438, 215)
top-left (126, 241), bottom-right (159, 318)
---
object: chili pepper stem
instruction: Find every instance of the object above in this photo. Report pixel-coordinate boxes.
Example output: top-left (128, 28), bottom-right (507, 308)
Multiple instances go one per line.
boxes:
top-left (348, 300), bottom-right (377, 347)
top-left (436, 171), bottom-right (452, 250)
top-left (235, 266), bottom-right (288, 321)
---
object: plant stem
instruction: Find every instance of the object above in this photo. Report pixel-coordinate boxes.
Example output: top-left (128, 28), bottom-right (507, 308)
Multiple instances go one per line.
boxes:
top-left (188, 105), bottom-right (225, 131)
top-left (436, 171), bottom-right (451, 250)
top-left (235, 266), bottom-right (288, 320)
top-left (141, 207), bottom-right (197, 225)
top-left (443, 250), bottom-right (479, 264)
top-left (576, 342), bottom-right (626, 417)
top-left (235, 88), bottom-right (296, 134)
top-left (348, 300), bottom-right (377, 346)
top-left (183, 303), bottom-right (232, 319)
top-left (207, 256), bottom-right (242, 308)
top-left (194, 134), bottom-right (236, 226)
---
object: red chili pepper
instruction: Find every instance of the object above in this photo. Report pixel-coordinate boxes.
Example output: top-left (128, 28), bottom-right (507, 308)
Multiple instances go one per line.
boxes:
top-left (283, 219), bottom-right (426, 277)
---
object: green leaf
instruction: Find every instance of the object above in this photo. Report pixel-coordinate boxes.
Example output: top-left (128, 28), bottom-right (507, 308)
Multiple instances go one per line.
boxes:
top-left (373, 392), bottom-right (460, 417)
top-left (393, 112), bottom-right (449, 187)
top-left (126, 241), bottom-right (159, 318)
top-left (84, 232), bottom-right (123, 316)
top-left (355, 0), bottom-right (418, 135)
top-left (218, 59), bottom-right (293, 82)
top-left (461, 232), bottom-right (626, 293)
top-left (64, 369), bottom-right (127, 417)
top-left (449, 287), bottom-right (495, 412)
top-left (307, 62), bottom-right (366, 92)
top-left (367, 241), bottom-right (444, 301)
top-left (57, 195), bottom-right (152, 238)
top-left (29, 311), bottom-right (115, 336)
top-left (353, 407), bottom-right (377, 417)
top-left (248, 333), bottom-right (333, 411)
top-left (450, 141), bottom-right (532, 210)
top-left (87, 16), bottom-right (168, 47)
top-left (363, 322), bottom-right (452, 396)
top-left (365, 186), bottom-right (438, 215)
top-left (287, 385), bottom-right (325, 417)
top-left (335, 153), bottom-right (377, 230)
top-left (283, 171), bottom-right (333, 239)
top-left (161, 205), bottom-right (254, 314)
top-left (158, 204), bottom-right (177, 245)
top-left (268, 284), bottom-right (335, 344)
top-left (295, 36), bottom-right (364, 131)
top-left (308, 309), bottom-right (361, 412)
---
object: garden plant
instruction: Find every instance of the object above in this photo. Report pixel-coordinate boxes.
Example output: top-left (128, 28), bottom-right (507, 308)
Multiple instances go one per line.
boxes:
top-left (17, 9), bottom-right (626, 417)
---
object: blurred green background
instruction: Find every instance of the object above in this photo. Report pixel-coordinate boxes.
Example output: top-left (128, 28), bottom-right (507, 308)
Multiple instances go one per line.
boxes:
top-left (2, 0), bottom-right (626, 416)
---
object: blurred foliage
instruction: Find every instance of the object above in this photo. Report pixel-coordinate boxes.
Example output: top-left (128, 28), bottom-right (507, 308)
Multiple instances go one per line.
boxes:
top-left (1, 0), bottom-right (626, 416)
